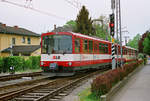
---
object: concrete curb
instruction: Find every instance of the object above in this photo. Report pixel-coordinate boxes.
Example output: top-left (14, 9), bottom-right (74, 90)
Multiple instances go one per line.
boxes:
top-left (100, 65), bottom-right (144, 101)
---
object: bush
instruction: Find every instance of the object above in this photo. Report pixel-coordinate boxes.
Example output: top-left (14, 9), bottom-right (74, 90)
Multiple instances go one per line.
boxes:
top-left (91, 60), bottom-right (143, 96)
top-left (7, 56), bottom-right (24, 71)
top-left (0, 56), bottom-right (41, 73)
top-left (24, 59), bottom-right (32, 70)
top-left (0, 57), bottom-right (4, 73)
top-left (29, 56), bottom-right (40, 69)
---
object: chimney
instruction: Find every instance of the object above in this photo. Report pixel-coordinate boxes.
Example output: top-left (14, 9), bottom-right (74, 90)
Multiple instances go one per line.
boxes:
top-left (54, 24), bottom-right (56, 30)
top-left (14, 26), bottom-right (18, 29)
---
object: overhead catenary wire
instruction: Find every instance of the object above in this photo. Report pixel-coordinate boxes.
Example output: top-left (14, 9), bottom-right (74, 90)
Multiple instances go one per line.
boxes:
top-left (0, 0), bottom-right (68, 20)
top-left (64, 0), bottom-right (82, 9)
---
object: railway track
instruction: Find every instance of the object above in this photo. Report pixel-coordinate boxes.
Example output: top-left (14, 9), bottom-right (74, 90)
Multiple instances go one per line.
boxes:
top-left (0, 68), bottom-right (109, 101)
top-left (0, 71), bottom-right (42, 81)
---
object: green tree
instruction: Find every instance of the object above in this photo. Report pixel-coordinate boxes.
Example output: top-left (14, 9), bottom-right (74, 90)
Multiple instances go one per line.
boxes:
top-left (138, 31), bottom-right (149, 53)
top-left (92, 15), bottom-right (111, 41)
top-left (143, 33), bottom-right (150, 55)
top-left (0, 57), bottom-right (4, 73)
top-left (76, 6), bottom-right (93, 35)
top-left (63, 20), bottom-right (77, 32)
top-left (127, 34), bottom-right (141, 49)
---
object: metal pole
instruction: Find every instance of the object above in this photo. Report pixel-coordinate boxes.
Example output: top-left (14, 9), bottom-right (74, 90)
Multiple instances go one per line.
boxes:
top-left (118, 0), bottom-right (123, 67)
top-left (115, 0), bottom-right (119, 68)
top-left (111, 0), bottom-right (116, 69)
top-left (10, 44), bottom-right (13, 56)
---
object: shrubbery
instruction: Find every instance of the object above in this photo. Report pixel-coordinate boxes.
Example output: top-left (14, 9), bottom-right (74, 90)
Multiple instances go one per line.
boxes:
top-left (0, 57), bottom-right (4, 73)
top-left (91, 60), bottom-right (143, 97)
top-left (0, 56), bottom-right (41, 73)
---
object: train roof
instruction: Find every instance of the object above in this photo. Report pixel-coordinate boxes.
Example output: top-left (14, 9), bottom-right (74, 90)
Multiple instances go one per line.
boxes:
top-left (71, 32), bottom-right (111, 43)
top-left (124, 46), bottom-right (138, 51)
top-left (43, 32), bottom-right (139, 51)
top-left (42, 31), bottom-right (112, 44)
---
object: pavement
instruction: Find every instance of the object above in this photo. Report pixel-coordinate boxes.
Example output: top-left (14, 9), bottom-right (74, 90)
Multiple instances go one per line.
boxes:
top-left (111, 61), bottom-right (150, 101)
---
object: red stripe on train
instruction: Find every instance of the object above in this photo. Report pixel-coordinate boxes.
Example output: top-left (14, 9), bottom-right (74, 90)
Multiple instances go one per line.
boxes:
top-left (40, 59), bottom-right (112, 67)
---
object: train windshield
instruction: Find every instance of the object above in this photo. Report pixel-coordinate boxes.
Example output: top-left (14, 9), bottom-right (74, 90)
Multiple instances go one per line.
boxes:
top-left (42, 35), bottom-right (72, 54)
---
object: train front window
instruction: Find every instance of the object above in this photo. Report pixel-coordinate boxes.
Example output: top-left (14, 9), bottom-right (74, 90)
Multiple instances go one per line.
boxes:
top-left (42, 35), bottom-right (72, 54)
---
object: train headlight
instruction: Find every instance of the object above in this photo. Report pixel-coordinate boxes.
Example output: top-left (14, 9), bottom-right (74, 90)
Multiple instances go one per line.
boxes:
top-left (68, 62), bottom-right (72, 66)
top-left (41, 61), bottom-right (44, 65)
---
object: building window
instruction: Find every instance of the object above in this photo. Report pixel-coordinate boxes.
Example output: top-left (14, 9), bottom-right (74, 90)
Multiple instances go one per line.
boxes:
top-left (22, 37), bottom-right (25, 43)
top-left (27, 37), bottom-right (31, 44)
top-left (12, 38), bottom-right (16, 45)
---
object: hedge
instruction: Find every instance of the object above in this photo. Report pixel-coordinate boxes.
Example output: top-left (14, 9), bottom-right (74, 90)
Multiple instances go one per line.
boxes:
top-left (0, 56), bottom-right (41, 73)
top-left (0, 57), bottom-right (4, 73)
top-left (91, 60), bottom-right (143, 97)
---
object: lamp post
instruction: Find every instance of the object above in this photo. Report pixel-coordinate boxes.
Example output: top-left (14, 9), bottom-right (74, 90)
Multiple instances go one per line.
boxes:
top-left (10, 44), bottom-right (13, 56)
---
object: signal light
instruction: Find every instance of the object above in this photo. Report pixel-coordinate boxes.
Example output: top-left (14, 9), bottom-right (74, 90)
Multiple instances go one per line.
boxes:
top-left (109, 13), bottom-right (115, 37)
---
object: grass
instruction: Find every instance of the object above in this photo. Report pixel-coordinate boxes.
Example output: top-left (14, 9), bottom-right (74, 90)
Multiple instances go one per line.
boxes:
top-left (78, 88), bottom-right (100, 101)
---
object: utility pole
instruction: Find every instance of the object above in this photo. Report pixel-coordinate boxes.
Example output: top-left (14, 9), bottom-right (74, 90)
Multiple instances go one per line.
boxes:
top-left (115, 0), bottom-right (119, 68)
top-left (118, 0), bottom-right (123, 67)
top-left (10, 44), bottom-right (13, 56)
top-left (115, 0), bottom-right (123, 67)
top-left (124, 36), bottom-right (129, 46)
top-left (110, 0), bottom-right (116, 69)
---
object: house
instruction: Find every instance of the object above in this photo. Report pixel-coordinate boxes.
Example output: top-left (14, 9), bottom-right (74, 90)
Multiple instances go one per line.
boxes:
top-left (0, 23), bottom-right (41, 57)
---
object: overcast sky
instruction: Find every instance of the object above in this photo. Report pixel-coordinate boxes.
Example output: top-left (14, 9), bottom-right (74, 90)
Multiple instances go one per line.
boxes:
top-left (0, 0), bottom-right (150, 40)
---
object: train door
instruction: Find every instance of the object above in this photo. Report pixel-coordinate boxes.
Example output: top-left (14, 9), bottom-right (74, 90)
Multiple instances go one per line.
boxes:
top-left (74, 38), bottom-right (81, 67)
top-left (93, 41), bottom-right (99, 65)
top-left (89, 40), bottom-right (94, 66)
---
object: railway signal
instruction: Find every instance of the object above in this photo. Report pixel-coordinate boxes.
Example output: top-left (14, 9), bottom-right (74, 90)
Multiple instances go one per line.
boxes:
top-left (109, 13), bottom-right (115, 37)
top-left (109, 13), bottom-right (116, 69)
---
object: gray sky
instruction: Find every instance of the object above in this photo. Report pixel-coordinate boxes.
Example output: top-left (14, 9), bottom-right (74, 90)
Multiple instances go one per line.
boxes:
top-left (0, 0), bottom-right (150, 40)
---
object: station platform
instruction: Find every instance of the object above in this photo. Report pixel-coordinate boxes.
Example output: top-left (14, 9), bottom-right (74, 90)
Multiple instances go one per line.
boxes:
top-left (111, 61), bottom-right (150, 101)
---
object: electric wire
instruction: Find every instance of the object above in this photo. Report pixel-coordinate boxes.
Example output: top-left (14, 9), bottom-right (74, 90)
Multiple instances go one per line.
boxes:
top-left (0, 0), bottom-right (68, 20)
top-left (64, 0), bottom-right (82, 9)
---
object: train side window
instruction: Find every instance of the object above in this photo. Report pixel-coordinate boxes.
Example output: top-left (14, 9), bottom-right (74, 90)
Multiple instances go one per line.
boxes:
top-left (83, 40), bottom-right (88, 53)
top-left (99, 43), bottom-right (101, 53)
top-left (128, 49), bottom-right (130, 55)
top-left (105, 44), bottom-right (108, 54)
top-left (94, 42), bottom-right (98, 53)
top-left (115, 45), bottom-right (117, 54)
top-left (75, 38), bottom-right (80, 53)
top-left (99, 43), bottom-right (102, 53)
top-left (128, 49), bottom-right (129, 55)
top-left (101, 43), bottom-right (105, 54)
top-left (102, 44), bottom-right (105, 53)
top-left (124, 48), bottom-right (127, 55)
top-left (99, 43), bottom-right (104, 54)
top-left (89, 40), bottom-right (93, 53)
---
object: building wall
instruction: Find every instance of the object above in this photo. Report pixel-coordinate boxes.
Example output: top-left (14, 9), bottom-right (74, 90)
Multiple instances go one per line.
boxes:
top-left (0, 53), bottom-right (9, 57)
top-left (31, 48), bottom-right (41, 56)
top-left (0, 33), bottom-right (40, 51)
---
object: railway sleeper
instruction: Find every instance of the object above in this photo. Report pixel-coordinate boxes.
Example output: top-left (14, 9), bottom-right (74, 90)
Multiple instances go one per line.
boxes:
top-left (21, 95), bottom-right (40, 98)
top-left (54, 95), bottom-right (62, 99)
top-left (27, 93), bottom-right (47, 96)
top-left (49, 98), bottom-right (59, 101)
top-left (14, 97), bottom-right (37, 101)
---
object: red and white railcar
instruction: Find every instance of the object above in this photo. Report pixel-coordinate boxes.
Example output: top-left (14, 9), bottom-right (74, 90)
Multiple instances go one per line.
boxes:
top-left (123, 46), bottom-right (138, 62)
top-left (40, 32), bottom-right (137, 76)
